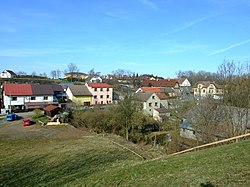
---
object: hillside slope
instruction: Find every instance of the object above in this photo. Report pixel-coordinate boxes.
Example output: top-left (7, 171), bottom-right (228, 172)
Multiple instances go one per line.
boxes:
top-left (0, 125), bottom-right (250, 186)
top-left (86, 139), bottom-right (250, 187)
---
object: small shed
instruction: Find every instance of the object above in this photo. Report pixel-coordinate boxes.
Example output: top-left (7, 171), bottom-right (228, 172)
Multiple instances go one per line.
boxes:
top-left (43, 105), bottom-right (61, 117)
top-left (180, 119), bottom-right (199, 140)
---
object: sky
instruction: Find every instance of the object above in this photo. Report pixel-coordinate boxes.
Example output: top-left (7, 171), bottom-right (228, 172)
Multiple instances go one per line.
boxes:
top-left (0, 0), bottom-right (250, 78)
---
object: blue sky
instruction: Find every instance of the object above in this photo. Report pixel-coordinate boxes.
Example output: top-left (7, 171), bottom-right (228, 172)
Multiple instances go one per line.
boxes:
top-left (1, 0), bottom-right (250, 77)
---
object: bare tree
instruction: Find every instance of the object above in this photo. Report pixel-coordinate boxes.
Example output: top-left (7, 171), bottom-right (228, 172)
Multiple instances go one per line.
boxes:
top-left (31, 71), bottom-right (37, 77)
top-left (50, 70), bottom-right (57, 79)
top-left (112, 69), bottom-right (133, 78)
top-left (56, 69), bottom-right (61, 79)
top-left (217, 60), bottom-right (250, 136)
top-left (66, 63), bottom-right (79, 82)
top-left (88, 68), bottom-right (95, 75)
top-left (16, 71), bottom-right (27, 76)
top-left (42, 72), bottom-right (47, 78)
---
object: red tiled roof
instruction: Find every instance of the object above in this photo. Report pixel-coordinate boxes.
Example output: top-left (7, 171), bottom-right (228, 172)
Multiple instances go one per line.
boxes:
top-left (141, 87), bottom-right (161, 93)
top-left (87, 83), bottom-right (112, 88)
top-left (156, 93), bottom-right (168, 100)
top-left (4, 84), bottom-right (32, 96)
top-left (4, 84), bottom-right (64, 96)
top-left (43, 105), bottom-right (59, 112)
top-left (176, 78), bottom-right (186, 84)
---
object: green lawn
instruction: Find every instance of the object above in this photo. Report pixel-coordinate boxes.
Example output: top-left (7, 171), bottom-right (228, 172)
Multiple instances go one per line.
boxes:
top-left (1, 127), bottom-right (250, 187)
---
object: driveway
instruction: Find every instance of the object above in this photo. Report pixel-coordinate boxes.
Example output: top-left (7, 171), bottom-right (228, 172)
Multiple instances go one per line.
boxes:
top-left (0, 111), bottom-right (84, 140)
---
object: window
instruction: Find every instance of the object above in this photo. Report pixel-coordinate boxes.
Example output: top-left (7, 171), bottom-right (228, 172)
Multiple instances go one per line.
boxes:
top-left (107, 88), bottom-right (109, 91)
top-left (107, 95), bottom-right (109, 98)
top-left (100, 88), bottom-right (103, 91)
top-left (94, 95), bottom-right (97, 99)
top-left (31, 97), bottom-right (36, 100)
top-left (100, 95), bottom-right (103, 99)
top-left (94, 88), bottom-right (97, 91)
top-left (203, 89), bottom-right (206, 93)
top-left (155, 102), bottom-right (158, 107)
top-left (12, 97), bottom-right (17, 101)
top-left (44, 96), bottom-right (48, 100)
top-left (152, 96), bottom-right (155, 99)
top-left (149, 103), bottom-right (152, 107)
top-left (101, 101), bottom-right (103, 105)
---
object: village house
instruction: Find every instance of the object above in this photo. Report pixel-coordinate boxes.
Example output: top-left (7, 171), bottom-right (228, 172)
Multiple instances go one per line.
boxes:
top-left (140, 79), bottom-right (181, 97)
top-left (85, 75), bottom-right (102, 83)
top-left (2, 84), bottom-right (64, 112)
top-left (193, 81), bottom-right (223, 99)
top-left (66, 85), bottom-right (93, 106)
top-left (134, 92), bottom-right (161, 116)
top-left (0, 70), bottom-right (17, 78)
top-left (134, 88), bottom-right (170, 121)
top-left (64, 72), bottom-right (88, 80)
top-left (85, 83), bottom-right (113, 105)
top-left (136, 86), bottom-right (175, 99)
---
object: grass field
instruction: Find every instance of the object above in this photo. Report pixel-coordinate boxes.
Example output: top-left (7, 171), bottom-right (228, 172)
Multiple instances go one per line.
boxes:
top-left (0, 125), bottom-right (250, 186)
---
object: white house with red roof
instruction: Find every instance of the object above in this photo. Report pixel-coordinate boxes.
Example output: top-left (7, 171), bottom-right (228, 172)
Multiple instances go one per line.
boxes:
top-left (2, 84), bottom-right (64, 112)
top-left (85, 83), bottom-right (113, 105)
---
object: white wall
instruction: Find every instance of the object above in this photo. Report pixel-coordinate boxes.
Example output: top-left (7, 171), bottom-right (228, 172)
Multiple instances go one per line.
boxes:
top-left (66, 88), bottom-right (73, 100)
top-left (143, 93), bottom-right (161, 116)
top-left (3, 93), bottom-right (54, 109)
top-left (180, 79), bottom-right (191, 87)
top-left (0, 72), bottom-right (12, 78)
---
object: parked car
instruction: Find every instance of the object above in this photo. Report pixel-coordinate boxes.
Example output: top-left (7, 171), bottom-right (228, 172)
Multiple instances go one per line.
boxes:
top-left (23, 118), bottom-right (31, 126)
top-left (6, 113), bottom-right (19, 121)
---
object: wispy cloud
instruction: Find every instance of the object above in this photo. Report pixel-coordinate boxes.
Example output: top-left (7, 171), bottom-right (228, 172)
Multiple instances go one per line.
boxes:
top-left (0, 44), bottom-right (120, 57)
top-left (162, 16), bottom-right (210, 36)
top-left (104, 10), bottom-right (132, 21)
top-left (208, 39), bottom-right (250, 56)
top-left (138, 0), bottom-right (158, 10)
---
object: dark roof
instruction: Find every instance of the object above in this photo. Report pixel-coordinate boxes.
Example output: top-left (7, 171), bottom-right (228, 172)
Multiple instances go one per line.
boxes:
top-left (3, 70), bottom-right (16, 75)
top-left (68, 85), bottom-right (92, 96)
top-left (65, 72), bottom-right (88, 76)
top-left (31, 85), bottom-right (58, 95)
top-left (154, 107), bottom-right (168, 113)
top-left (180, 119), bottom-right (192, 129)
top-left (141, 79), bottom-right (179, 88)
top-left (134, 92), bottom-right (155, 102)
top-left (159, 87), bottom-right (175, 93)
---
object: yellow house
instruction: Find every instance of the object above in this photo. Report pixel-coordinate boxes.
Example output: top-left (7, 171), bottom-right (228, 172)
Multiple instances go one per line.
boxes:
top-left (64, 72), bottom-right (88, 80)
top-left (66, 85), bottom-right (92, 106)
top-left (193, 81), bottom-right (223, 99)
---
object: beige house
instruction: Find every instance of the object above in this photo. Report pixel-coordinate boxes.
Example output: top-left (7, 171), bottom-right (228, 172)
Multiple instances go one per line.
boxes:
top-left (134, 92), bottom-right (169, 121)
top-left (193, 81), bottom-right (223, 99)
top-left (134, 92), bottom-right (161, 116)
top-left (64, 72), bottom-right (88, 80)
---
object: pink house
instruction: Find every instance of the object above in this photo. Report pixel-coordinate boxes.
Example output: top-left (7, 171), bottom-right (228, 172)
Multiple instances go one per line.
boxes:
top-left (85, 83), bottom-right (113, 105)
